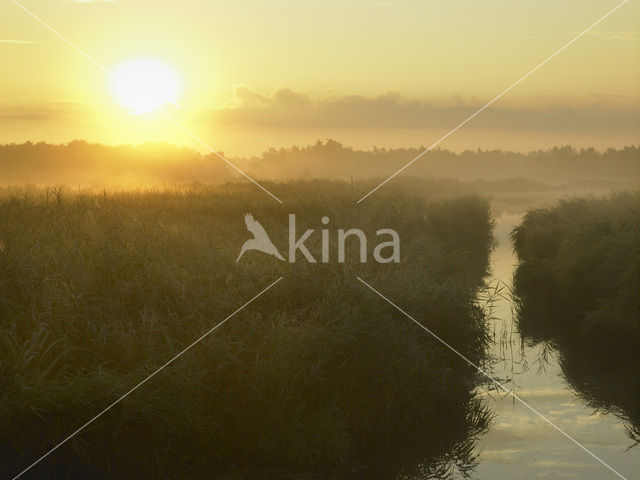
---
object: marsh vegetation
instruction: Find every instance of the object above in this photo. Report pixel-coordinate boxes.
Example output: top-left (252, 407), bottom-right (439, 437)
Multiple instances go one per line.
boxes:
top-left (0, 182), bottom-right (495, 479)
top-left (511, 191), bottom-right (640, 444)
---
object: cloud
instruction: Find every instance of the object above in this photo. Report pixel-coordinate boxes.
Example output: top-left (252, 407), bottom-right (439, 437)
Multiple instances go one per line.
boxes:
top-left (0, 101), bottom-right (88, 121)
top-left (480, 448), bottom-right (524, 462)
top-left (0, 39), bottom-right (37, 44)
top-left (209, 86), bottom-right (640, 134)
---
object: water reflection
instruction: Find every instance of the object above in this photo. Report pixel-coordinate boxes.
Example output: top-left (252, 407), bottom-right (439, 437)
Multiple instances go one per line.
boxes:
top-left (515, 311), bottom-right (640, 448)
top-left (377, 396), bottom-right (491, 480)
top-left (558, 342), bottom-right (640, 446)
top-left (474, 209), bottom-right (638, 479)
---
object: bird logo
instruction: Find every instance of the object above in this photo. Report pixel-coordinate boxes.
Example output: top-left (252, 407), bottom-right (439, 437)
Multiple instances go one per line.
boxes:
top-left (236, 213), bottom-right (285, 262)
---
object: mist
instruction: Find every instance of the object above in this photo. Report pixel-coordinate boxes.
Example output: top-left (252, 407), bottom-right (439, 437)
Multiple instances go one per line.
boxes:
top-left (1, 140), bottom-right (638, 189)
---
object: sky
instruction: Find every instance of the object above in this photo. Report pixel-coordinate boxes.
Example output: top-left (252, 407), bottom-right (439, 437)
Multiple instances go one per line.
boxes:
top-left (1, 0), bottom-right (639, 156)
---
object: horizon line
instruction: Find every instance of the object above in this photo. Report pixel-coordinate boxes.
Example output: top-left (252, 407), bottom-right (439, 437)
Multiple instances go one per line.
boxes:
top-left (1, 138), bottom-right (638, 157)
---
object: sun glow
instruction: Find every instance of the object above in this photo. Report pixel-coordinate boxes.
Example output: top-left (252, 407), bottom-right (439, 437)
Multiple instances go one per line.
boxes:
top-left (111, 59), bottom-right (179, 114)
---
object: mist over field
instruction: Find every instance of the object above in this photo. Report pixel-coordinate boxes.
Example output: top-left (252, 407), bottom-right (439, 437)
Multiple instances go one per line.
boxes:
top-left (1, 140), bottom-right (638, 188)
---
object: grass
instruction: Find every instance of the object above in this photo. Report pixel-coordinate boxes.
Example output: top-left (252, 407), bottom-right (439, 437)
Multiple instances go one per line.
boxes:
top-left (511, 191), bottom-right (640, 355)
top-left (511, 191), bottom-right (640, 442)
top-left (0, 181), bottom-right (494, 479)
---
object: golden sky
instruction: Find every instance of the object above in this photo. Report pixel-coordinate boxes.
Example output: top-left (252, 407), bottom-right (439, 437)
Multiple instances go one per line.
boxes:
top-left (1, 0), bottom-right (639, 155)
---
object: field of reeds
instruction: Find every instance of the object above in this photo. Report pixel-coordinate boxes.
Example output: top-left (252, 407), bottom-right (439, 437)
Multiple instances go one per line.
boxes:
top-left (511, 191), bottom-right (640, 442)
top-left (511, 191), bottom-right (640, 357)
top-left (0, 181), bottom-right (494, 479)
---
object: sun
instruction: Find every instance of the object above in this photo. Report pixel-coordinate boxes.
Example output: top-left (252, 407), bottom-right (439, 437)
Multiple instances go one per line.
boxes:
top-left (111, 59), bottom-right (179, 114)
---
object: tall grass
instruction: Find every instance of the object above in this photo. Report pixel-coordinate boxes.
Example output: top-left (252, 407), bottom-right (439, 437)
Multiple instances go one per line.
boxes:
top-left (0, 182), bottom-right (494, 479)
top-left (511, 191), bottom-right (640, 356)
top-left (511, 191), bottom-right (640, 441)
